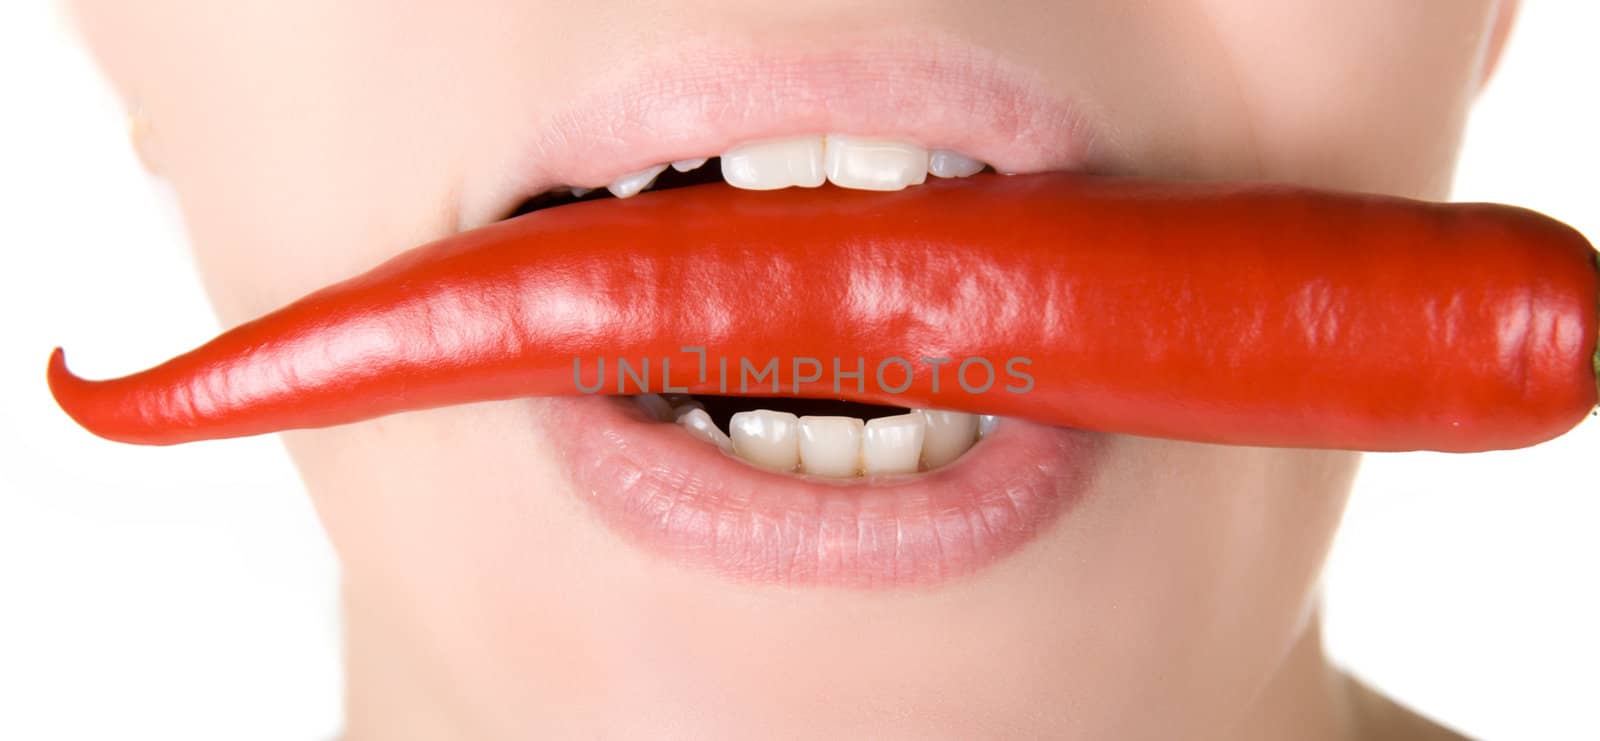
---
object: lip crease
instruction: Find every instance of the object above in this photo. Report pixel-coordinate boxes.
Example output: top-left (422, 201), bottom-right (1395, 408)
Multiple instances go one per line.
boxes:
top-left (461, 32), bottom-right (1113, 229)
top-left (539, 396), bottom-right (1109, 589)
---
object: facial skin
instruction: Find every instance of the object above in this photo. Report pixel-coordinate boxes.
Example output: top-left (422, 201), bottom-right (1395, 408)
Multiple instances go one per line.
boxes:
top-left (70, 1), bottom-right (1516, 739)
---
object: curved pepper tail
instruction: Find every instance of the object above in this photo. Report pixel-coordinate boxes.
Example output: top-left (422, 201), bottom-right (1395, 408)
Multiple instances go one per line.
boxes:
top-left (47, 348), bottom-right (115, 443)
top-left (46, 348), bottom-right (95, 434)
top-left (48, 347), bottom-right (162, 446)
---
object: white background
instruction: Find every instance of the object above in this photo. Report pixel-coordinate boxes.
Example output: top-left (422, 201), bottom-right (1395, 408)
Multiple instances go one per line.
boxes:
top-left (1, 1), bottom-right (1595, 739)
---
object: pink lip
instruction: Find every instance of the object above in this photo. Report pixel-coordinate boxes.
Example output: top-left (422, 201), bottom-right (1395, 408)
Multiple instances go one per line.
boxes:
top-left (460, 32), bottom-right (1112, 228)
top-left (539, 396), bottom-right (1109, 588)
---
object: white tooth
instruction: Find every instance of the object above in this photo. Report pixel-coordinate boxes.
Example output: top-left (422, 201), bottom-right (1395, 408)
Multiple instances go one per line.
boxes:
top-left (822, 135), bottom-right (929, 191)
top-left (918, 410), bottom-right (979, 469)
top-left (977, 414), bottom-right (1000, 438)
top-left (928, 149), bottom-right (985, 178)
top-left (677, 408), bottom-right (734, 453)
top-left (671, 399), bottom-right (706, 420)
top-left (862, 413), bottom-right (927, 475)
top-left (720, 136), bottom-right (826, 190)
top-left (570, 186), bottom-right (594, 198)
top-left (606, 163), bottom-right (669, 199)
top-left (634, 393), bottom-right (674, 422)
top-left (671, 157), bottom-right (708, 172)
top-left (729, 410), bottom-right (800, 472)
top-left (798, 416), bottom-right (865, 478)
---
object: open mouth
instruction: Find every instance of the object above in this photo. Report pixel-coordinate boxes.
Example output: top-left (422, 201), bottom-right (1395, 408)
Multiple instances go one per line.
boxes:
top-left (495, 128), bottom-right (1107, 586)
top-left (505, 141), bottom-right (1011, 481)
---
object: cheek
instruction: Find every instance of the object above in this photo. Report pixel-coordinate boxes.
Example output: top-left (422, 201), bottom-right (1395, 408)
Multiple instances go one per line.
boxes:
top-left (1029, 439), bottom-right (1357, 731)
top-left (284, 403), bottom-right (586, 593)
top-left (1103, 441), bottom-right (1356, 639)
top-left (69, 0), bottom-right (539, 321)
top-left (1195, 0), bottom-right (1499, 195)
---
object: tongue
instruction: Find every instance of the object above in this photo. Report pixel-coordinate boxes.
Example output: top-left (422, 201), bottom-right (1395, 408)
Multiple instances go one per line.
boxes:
top-left (47, 173), bottom-right (1599, 451)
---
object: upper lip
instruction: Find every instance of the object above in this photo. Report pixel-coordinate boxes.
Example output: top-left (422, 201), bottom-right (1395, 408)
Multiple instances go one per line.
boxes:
top-left (458, 31), bottom-right (1117, 229)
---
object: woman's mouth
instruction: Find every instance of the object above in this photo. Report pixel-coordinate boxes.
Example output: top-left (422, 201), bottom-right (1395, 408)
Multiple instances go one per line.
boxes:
top-left (471, 32), bottom-right (1117, 585)
top-left (499, 129), bottom-right (1039, 486)
top-left (469, 44), bottom-right (1113, 589)
top-left (483, 45), bottom-right (1111, 585)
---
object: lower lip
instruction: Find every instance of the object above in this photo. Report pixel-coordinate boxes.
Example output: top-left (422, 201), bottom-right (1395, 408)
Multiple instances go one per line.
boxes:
top-left (535, 396), bottom-right (1110, 588)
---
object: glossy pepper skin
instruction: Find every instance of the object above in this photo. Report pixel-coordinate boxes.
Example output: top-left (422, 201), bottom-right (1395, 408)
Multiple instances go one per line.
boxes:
top-left (48, 173), bottom-right (1599, 451)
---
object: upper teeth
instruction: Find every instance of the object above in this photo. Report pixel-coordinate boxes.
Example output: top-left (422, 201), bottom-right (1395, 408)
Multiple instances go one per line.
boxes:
top-left (641, 394), bottom-right (997, 478)
top-left (721, 135), bottom-right (827, 190)
top-left (606, 163), bottom-right (668, 199)
top-left (670, 157), bottom-right (709, 172)
top-left (597, 135), bottom-right (987, 198)
top-left (928, 149), bottom-right (986, 178)
top-left (822, 135), bottom-right (928, 191)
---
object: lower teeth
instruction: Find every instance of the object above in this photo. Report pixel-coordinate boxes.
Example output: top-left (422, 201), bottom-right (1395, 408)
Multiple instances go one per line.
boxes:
top-left (633, 394), bottom-right (997, 478)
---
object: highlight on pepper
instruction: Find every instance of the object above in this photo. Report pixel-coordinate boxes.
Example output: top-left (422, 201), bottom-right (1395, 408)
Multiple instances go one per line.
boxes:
top-left (46, 172), bottom-right (1600, 453)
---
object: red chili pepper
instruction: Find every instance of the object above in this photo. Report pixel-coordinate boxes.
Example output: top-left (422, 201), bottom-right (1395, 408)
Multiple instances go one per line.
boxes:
top-left (47, 173), bottom-right (1599, 451)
